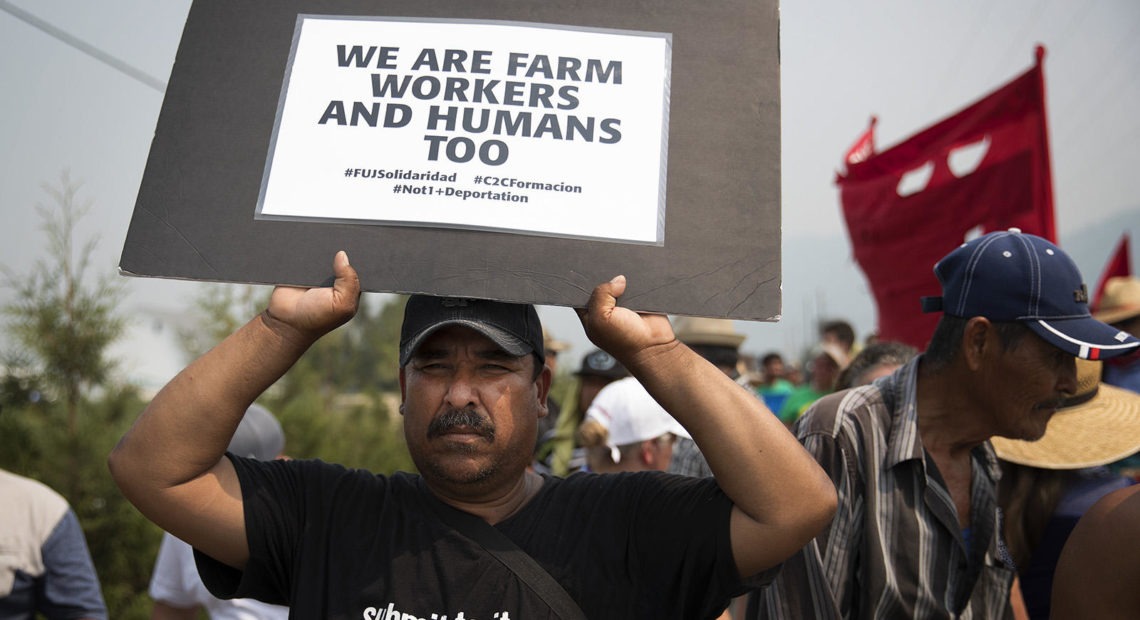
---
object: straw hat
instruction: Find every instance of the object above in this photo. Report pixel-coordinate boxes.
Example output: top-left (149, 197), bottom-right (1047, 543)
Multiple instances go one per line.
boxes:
top-left (672, 317), bottom-right (746, 348)
top-left (1094, 276), bottom-right (1140, 325)
top-left (542, 327), bottom-right (570, 354)
top-left (991, 358), bottom-right (1140, 469)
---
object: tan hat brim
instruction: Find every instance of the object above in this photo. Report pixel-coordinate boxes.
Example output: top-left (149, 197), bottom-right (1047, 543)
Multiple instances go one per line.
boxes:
top-left (992, 384), bottom-right (1140, 469)
top-left (1093, 304), bottom-right (1140, 326)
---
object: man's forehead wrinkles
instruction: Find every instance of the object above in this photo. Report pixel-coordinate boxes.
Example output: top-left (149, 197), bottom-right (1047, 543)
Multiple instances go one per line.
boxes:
top-left (411, 348), bottom-right (449, 361)
top-left (414, 330), bottom-right (522, 361)
top-left (411, 347), bottom-right (521, 361)
top-left (479, 349), bottom-right (525, 362)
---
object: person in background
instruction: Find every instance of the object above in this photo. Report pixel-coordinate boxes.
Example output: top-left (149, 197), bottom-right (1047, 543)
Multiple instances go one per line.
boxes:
top-left (577, 377), bottom-right (688, 473)
top-left (578, 376), bottom-right (743, 620)
top-left (819, 319), bottom-right (858, 358)
top-left (149, 403), bottom-right (289, 620)
top-left (755, 352), bottom-right (795, 415)
top-left (833, 341), bottom-right (917, 391)
top-left (663, 316), bottom-right (754, 618)
top-left (991, 358), bottom-right (1140, 620)
top-left (0, 467), bottom-right (107, 620)
top-left (749, 229), bottom-right (1140, 619)
top-left (534, 327), bottom-right (571, 460)
top-left (667, 316), bottom-right (748, 478)
top-left (862, 331), bottom-right (881, 348)
top-left (537, 347), bottom-right (629, 475)
top-left (784, 362), bottom-right (805, 387)
top-left (1094, 275), bottom-right (1140, 393)
top-left (1050, 475), bottom-right (1140, 618)
top-left (671, 317), bottom-right (747, 378)
top-left (1092, 275), bottom-right (1140, 479)
top-left (776, 343), bottom-right (849, 426)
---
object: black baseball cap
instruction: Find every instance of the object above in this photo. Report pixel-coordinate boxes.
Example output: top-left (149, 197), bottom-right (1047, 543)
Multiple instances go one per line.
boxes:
top-left (575, 349), bottom-right (629, 380)
top-left (399, 295), bottom-right (545, 366)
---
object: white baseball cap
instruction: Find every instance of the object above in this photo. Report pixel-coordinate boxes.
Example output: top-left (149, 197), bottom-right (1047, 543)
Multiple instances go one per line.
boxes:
top-left (585, 377), bottom-right (689, 461)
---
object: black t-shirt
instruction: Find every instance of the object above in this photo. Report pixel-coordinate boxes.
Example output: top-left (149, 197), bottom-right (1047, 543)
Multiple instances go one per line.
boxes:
top-left (199, 456), bottom-right (773, 619)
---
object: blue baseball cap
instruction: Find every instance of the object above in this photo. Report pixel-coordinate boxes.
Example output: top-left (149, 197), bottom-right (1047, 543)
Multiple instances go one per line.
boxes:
top-left (921, 228), bottom-right (1140, 360)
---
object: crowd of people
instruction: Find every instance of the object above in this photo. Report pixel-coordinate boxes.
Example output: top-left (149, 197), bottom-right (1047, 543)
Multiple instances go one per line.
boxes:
top-left (6, 231), bottom-right (1140, 619)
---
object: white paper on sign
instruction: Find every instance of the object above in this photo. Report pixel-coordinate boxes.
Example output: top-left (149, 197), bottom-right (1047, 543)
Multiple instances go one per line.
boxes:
top-left (257, 15), bottom-right (672, 244)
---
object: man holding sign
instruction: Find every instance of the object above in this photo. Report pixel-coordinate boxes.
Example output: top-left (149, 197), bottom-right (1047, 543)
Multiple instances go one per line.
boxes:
top-left (109, 252), bottom-right (835, 619)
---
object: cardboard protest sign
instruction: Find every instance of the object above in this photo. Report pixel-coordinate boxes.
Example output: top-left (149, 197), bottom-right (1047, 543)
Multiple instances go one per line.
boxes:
top-left (120, 0), bottom-right (781, 320)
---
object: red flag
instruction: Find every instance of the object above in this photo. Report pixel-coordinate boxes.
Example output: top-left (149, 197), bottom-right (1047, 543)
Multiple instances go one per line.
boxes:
top-left (1092, 234), bottom-right (1132, 311)
top-left (845, 116), bottom-right (878, 166)
top-left (838, 46), bottom-right (1056, 350)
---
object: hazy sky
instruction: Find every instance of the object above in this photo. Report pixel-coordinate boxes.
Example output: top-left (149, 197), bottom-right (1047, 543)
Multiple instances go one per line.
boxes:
top-left (2, 0), bottom-right (1138, 389)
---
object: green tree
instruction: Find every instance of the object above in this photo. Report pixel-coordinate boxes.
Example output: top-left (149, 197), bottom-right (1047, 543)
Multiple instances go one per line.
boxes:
top-left (1, 171), bottom-right (125, 436)
top-left (178, 284), bottom-right (414, 474)
top-left (0, 173), bottom-right (160, 619)
top-left (267, 292), bottom-right (413, 474)
top-left (176, 282), bottom-right (269, 362)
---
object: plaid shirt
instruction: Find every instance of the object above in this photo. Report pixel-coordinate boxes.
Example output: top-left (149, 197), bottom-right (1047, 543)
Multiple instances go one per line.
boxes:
top-left (750, 357), bottom-right (1015, 619)
top-left (668, 437), bottom-right (713, 478)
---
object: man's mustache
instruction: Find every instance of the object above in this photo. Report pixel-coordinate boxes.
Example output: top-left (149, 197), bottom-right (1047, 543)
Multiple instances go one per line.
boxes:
top-left (428, 407), bottom-right (496, 440)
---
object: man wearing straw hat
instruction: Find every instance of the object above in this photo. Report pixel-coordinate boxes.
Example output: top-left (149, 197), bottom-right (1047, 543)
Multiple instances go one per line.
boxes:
top-left (667, 316), bottom-right (747, 478)
top-left (750, 229), bottom-right (1140, 619)
top-left (991, 358), bottom-right (1140, 619)
top-left (533, 327), bottom-right (571, 462)
top-left (1095, 275), bottom-right (1140, 393)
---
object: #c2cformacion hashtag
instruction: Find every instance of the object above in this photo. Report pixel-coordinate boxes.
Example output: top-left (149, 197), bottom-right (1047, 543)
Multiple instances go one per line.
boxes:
top-left (473, 176), bottom-right (582, 194)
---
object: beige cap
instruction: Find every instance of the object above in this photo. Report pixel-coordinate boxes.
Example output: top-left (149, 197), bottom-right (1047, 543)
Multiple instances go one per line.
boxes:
top-left (543, 327), bottom-right (570, 353)
top-left (1094, 276), bottom-right (1140, 325)
top-left (672, 316), bottom-right (746, 348)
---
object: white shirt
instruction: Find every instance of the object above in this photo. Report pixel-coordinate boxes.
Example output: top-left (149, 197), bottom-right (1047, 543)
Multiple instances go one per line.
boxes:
top-left (149, 532), bottom-right (289, 620)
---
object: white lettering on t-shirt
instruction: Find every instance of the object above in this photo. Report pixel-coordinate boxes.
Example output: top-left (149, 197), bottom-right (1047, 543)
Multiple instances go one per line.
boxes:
top-left (362, 604), bottom-right (511, 620)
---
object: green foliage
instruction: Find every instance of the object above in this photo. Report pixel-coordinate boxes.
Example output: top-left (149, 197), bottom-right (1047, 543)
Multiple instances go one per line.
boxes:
top-left (176, 283), bottom-right (269, 363)
top-left (0, 174), bottom-right (418, 620)
top-left (0, 387), bottom-right (163, 619)
top-left (549, 366), bottom-right (577, 413)
top-left (178, 285), bottom-right (415, 473)
top-left (0, 174), bottom-right (158, 618)
top-left (1, 171), bottom-right (125, 435)
top-left (263, 292), bottom-right (415, 473)
top-left (0, 177), bottom-right (155, 618)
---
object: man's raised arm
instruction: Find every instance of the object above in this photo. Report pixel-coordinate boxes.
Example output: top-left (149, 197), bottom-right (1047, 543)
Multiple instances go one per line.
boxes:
top-left (577, 276), bottom-right (837, 578)
top-left (108, 251), bottom-right (360, 568)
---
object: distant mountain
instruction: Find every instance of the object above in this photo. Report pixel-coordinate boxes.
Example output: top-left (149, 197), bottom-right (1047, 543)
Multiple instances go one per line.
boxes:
top-left (1059, 208), bottom-right (1140, 284)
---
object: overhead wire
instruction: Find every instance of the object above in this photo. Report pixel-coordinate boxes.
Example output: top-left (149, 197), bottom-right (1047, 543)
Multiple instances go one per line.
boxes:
top-left (0, 0), bottom-right (166, 93)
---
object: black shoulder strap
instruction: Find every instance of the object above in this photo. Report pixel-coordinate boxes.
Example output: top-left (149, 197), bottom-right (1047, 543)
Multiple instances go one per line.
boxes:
top-left (422, 489), bottom-right (588, 620)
